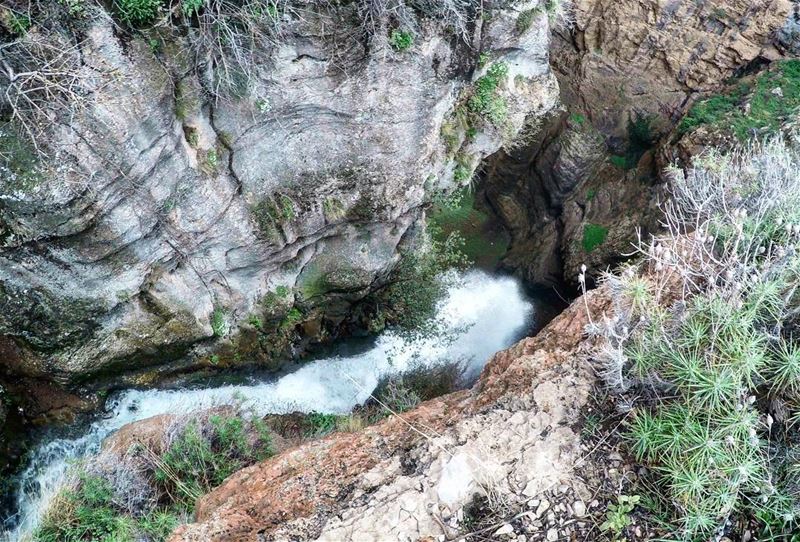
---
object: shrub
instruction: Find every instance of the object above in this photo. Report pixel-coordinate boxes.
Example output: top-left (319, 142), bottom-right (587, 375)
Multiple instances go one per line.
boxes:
top-left (181, 0), bottom-right (204, 16)
top-left (515, 8), bottom-right (536, 34)
top-left (389, 29), bottom-right (413, 51)
top-left (210, 308), bottom-right (227, 337)
top-left (116, 0), bottom-right (163, 25)
top-left (137, 510), bottom-right (181, 542)
top-left (34, 409), bottom-right (273, 541)
top-left (34, 473), bottom-right (135, 542)
top-left (378, 225), bottom-right (469, 334)
top-left (151, 413), bottom-right (273, 510)
top-left (468, 62), bottom-right (509, 126)
top-left (582, 223), bottom-right (608, 252)
top-left (590, 139), bottom-right (800, 539)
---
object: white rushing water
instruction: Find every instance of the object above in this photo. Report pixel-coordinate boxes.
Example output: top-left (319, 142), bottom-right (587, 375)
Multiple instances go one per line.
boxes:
top-left (4, 270), bottom-right (533, 539)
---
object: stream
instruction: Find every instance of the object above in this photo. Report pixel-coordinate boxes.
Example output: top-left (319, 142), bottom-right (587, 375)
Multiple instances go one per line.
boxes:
top-left (2, 270), bottom-right (537, 540)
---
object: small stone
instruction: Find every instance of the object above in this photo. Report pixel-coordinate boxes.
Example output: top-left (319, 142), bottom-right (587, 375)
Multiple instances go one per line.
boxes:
top-left (527, 499), bottom-right (540, 509)
top-left (573, 500), bottom-right (586, 517)
top-left (517, 536), bottom-right (527, 542)
top-left (494, 524), bottom-right (514, 536)
top-left (535, 499), bottom-right (550, 517)
top-left (546, 528), bottom-right (558, 541)
top-left (772, 87), bottom-right (784, 98)
top-left (590, 499), bottom-right (600, 508)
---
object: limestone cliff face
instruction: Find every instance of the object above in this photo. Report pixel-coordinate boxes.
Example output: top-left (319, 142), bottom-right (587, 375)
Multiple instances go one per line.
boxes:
top-left (486, 0), bottom-right (793, 288)
top-left (0, 2), bottom-right (559, 389)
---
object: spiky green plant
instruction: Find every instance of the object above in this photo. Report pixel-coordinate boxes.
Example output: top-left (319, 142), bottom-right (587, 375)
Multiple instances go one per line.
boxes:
top-left (591, 139), bottom-right (800, 540)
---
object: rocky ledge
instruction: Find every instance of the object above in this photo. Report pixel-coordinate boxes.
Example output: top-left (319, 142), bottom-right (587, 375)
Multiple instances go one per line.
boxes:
top-left (134, 284), bottom-right (613, 541)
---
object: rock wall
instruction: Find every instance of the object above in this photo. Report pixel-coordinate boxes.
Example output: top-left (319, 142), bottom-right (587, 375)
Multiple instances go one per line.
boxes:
top-left (484, 0), bottom-right (793, 288)
top-left (0, 1), bottom-right (559, 394)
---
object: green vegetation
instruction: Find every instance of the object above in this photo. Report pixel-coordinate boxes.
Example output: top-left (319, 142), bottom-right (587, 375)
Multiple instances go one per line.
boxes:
top-left (468, 62), bottom-right (509, 126)
top-left (35, 474), bottom-right (135, 542)
top-left (515, 8), bottom-right (536, 34)
top-left (116, 0), bottom-right (162, 25)
top-left (679, 60), bottom-right (800, 140)
top-left (5, 12), bottom-right (32, 35)
top-left (591, 140), bottom-right (800, 540)
top-left (374, 361), bottom-right (463, 413)
top-left (570, 112), bottom-right (586, 125)
top-left (428, 187), bottom-right (509, 269)
top-left (582, 223), bottom-right (608, 252)
top-left (379, 224), bottom-right (469, 334)
top-left (279, 307), bottom-right (302, 331)
top-left (388, 29), bottom-right (413, 51)
top-left (609, 114), bottom-right (657, 170)
top-left (138, 510), bottom-right (180, 542)
top-left (35, 410), bottom-right (274, 542)
top-left (304, 412), bottom-right (341, 436)
top-left (154, 414), bottom-right (273, 508)
top-left (586, 188), bottom-right (597, 201)
top-left (0, 124), bottom-right (43, 193)
top-left (279, 195), bottom-right (295, 220)
top-left (181, 0), bottom-right (204, 16)
top-left (210, 308), bottom-right (226, 337)
top-left (174, 81), bottom-right (199, 121)
top-left (600, 495), bottom-right (640, 540)
top-left (323, 197), bottom-right (346, 221)
top-left (251, 194), bottom-right (297, 240)
top-left (453, 153), bottom-right (473, 182)
top-left (204, 149), bottom-right (219, 171)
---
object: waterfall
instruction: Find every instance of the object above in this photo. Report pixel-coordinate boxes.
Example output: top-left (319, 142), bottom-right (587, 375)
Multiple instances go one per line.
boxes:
top-left (3, 270), bottom-right (534, 540)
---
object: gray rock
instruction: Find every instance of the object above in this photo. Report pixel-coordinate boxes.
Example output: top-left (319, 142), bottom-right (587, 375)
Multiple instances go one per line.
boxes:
top-left (0, 4), bottom-right (559, 386)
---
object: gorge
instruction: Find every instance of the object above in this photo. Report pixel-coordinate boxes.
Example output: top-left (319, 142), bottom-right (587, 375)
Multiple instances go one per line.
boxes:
top-left (1, 0), bottom-right (800, 540)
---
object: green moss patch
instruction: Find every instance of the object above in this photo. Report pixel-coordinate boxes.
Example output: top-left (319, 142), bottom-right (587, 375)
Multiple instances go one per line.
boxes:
top-left (582, 223), bottom-right (608, 253)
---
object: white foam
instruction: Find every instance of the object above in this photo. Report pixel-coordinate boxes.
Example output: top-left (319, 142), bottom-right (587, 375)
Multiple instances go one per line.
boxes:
top-left (3, 270), bottom-right (533, 539)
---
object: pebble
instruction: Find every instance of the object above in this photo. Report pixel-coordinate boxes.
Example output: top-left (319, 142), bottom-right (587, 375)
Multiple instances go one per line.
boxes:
top-left (535, 499), bottom-right (550, 517)
top-left (527, 499), bottom-right (540, 509)
top-left (494, 524), bottom-right (514, 536)
top-left (546, 528), bottom-right (559, 541)
top-left (573, 500), bottom-right (586, 517)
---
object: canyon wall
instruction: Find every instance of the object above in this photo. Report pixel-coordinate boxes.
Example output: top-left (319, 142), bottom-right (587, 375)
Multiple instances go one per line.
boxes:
top-left (485, 0), bottom-right (793, 288)
top-left (0, 1), bottom-right (559, 401)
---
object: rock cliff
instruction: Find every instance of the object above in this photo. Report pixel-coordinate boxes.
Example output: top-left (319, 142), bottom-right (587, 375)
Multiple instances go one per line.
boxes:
top-left (0, 1), bottom-right (559, 396)
top-left (484, 0), bottom-right (793, 288)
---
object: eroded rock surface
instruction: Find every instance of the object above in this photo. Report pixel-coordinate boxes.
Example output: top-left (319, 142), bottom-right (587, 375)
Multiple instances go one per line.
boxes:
top-left (166, 284), bottom-right (610, 541)
top-left (485, 0), bottom-right (793, 288)
top-left (0, 2), bottom-right (559, 391)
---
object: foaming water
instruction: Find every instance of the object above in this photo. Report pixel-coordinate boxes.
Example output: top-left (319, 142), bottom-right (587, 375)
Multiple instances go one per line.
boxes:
top-left (3, 270), bottom-right (533, 539)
